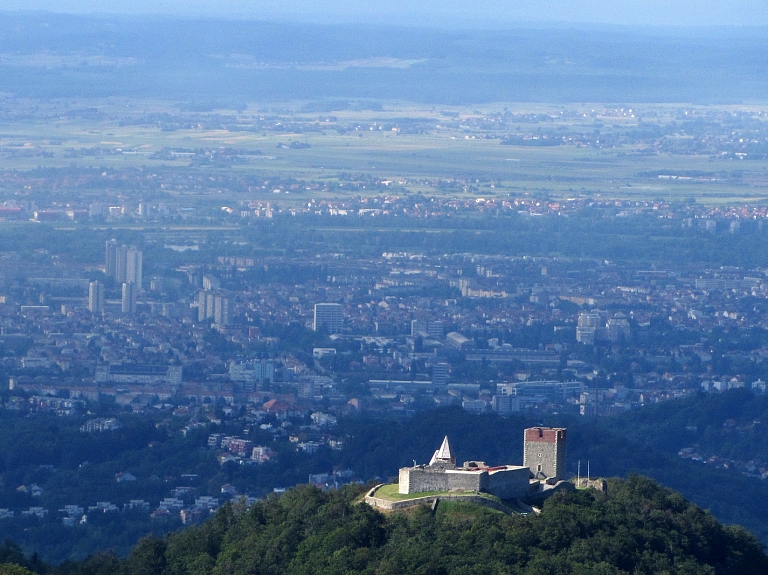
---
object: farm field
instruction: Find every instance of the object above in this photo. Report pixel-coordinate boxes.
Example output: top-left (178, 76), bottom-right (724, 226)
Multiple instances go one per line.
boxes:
top-left (0, 98), bottom-right (766, 205)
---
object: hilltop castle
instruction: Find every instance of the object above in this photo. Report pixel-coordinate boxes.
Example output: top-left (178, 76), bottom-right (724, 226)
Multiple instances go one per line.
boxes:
top-left (398, 427), bottom-right (567, 500)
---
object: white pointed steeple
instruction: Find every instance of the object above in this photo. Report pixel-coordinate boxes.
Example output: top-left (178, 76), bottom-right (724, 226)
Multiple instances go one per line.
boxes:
top-left (429, 436), bottom-right (456, 466)
top-left (436, 436), bottom-right (452, 460)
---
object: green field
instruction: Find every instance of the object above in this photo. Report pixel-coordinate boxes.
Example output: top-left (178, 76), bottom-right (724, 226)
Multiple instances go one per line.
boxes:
top-left (1, 99), bottom-right (767, 205)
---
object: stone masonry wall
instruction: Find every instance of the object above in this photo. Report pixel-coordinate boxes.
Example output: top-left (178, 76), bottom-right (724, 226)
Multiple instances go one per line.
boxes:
top-left (442, 470), bottom-right (485, 492)
top-left (400, 467), bottom-right (483, 494)
top-left (398, 468), bottom-right (412, 494)
top-left (484, 467), bottom-right (533, 499)
top-left (401, 466), bottom-right (532, 498)
top-left (365, 485), bottom-right (514, 515)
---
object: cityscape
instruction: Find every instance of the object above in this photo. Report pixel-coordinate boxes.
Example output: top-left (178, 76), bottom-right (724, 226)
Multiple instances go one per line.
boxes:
top-left (1, 193), bottom-right (768, 542)
top-left (0, 6), bottom-right (767, 574)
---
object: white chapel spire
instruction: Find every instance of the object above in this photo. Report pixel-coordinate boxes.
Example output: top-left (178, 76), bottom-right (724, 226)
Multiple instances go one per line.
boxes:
top-left (429, 436), bottom-right (455, 465)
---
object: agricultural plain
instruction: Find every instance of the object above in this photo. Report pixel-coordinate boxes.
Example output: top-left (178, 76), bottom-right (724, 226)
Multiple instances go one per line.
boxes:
top-left (0, 98), bottom-right (767, 206)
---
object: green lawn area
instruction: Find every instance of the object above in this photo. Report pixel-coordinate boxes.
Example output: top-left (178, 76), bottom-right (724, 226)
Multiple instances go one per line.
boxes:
top-left (435, 500), bottom-right (508, 517)
top-left (374, 483), bottom-right (490, 502)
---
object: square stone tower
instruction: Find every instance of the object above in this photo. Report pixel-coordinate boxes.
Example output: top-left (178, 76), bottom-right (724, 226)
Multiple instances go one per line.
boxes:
top-left (524, 427), bottom-right (567, 481)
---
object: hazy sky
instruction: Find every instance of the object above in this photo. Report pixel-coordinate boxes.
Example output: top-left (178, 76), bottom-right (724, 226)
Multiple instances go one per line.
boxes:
top-left (5, 0), bottom-right (768, 27)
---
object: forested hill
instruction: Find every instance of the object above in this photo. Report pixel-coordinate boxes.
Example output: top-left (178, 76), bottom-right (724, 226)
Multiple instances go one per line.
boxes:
top-left (7, 476), bottom-right (761, 575)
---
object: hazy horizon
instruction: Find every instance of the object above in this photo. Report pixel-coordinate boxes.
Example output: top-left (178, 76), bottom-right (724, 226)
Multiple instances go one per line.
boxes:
top-left (3, 1), bottom-right (768, 28)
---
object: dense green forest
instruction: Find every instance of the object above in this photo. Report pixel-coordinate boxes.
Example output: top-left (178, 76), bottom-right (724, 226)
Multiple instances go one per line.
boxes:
top-left (6, 477), bottom-right (764, 575)
top-left (4, 391), bottom-right (768, 562)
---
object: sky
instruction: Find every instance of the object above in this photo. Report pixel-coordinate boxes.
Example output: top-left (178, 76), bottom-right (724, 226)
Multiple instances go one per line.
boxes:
top-left (4, 0), bottom-right (768, 28)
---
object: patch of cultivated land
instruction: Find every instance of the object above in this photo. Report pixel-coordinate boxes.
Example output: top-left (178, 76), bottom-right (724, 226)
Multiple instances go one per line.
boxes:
top-left (0, 98), bottom-right (766, 204)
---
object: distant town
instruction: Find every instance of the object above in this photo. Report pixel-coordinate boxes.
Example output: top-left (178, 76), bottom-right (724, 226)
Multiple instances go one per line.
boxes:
top-left (4, 202), bottom-right (768, 423)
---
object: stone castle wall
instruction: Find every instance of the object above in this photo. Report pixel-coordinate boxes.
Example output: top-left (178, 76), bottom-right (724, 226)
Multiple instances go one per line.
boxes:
top-left (484, 467), bottom-right (532, 499)
top-left (442, 470), bottom-right (486, 492)
top-left (400, 466), bottom-right (531, 499)
top-left (365, 485), bottom-right (515, 514)
top-left (400, 467), bottom-right (482, 494)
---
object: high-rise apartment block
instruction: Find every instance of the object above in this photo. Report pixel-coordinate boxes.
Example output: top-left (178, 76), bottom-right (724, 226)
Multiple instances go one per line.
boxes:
top-left (88, 281), bottom-right (104, 313)
top-left (202, 274), bottom-right (221, 291)
top-left (105, 240), bottom-right (143, 288)
top-left (105, 239), bottom-right (118, 278)
top-left (214, 295), bottom-right (232, 326)
top-left (125, 248), bottom-right (142, 288)
top-left (198, 291), bottom-right (232, 326)
top-left (313, 303), bottom-right (343, 334)
top-left (198, 291), bottom-right (214, 322)
top-left (121, 282), bottom-right (136, 314)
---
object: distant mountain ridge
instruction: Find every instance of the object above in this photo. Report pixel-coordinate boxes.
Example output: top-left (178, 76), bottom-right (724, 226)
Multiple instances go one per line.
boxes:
top-left (0, 14), bottom-right (765, 102)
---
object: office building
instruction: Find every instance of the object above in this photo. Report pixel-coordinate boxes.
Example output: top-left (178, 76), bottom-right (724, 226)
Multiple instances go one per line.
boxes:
top-left (313, 303), bottom-right (343, 334)
top-left (491, 394), bottom-right (520, 413)
top-left (432, 362), bottom-right (448, 387)
top-left (498, 380), bottom-right (584, 403)
top-left (297, 377), bottom-right (315, 399)
top-left (411, 319), bottom-right (444, 338)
